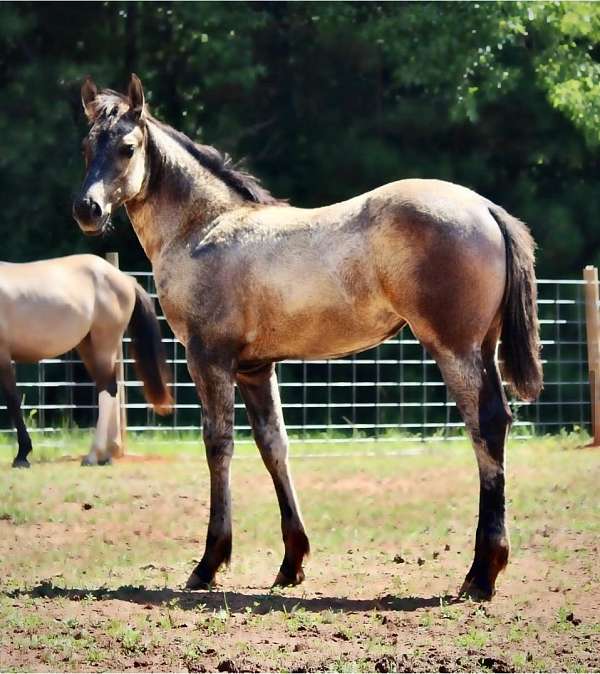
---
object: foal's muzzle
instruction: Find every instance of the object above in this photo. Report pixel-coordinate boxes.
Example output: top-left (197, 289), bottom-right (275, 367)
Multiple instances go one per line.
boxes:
top-left (72, 196), bottom-right (107, 236)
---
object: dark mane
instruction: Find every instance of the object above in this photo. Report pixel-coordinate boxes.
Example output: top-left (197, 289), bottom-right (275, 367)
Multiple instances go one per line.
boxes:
top-left (93, 90), bottom-right (281, 206)
top-left (150, 117), bottom-right (281, 205)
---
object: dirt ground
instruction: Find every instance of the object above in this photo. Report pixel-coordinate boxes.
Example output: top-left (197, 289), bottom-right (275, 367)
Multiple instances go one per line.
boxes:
top-left (0, 436), bottom-right (599, 672)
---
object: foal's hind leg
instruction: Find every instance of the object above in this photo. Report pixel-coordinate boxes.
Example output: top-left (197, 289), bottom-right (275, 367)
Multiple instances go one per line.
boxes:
top-left (0, 354), bottom-right (33, 468)
top-left (238, 365), bottom-right (310, 587)
top-left (432, 341), bottom-right (511, 600)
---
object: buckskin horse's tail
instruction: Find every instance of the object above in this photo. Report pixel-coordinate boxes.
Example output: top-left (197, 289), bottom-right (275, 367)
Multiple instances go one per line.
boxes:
top-left (128, 283), bottom-right (173, 415)
top-left (489, 204), bottom-right (543, 401)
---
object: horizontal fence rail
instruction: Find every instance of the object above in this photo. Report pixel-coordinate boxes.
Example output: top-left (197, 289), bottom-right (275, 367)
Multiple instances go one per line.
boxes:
top-left (0, 272), bottom-right (592, 443)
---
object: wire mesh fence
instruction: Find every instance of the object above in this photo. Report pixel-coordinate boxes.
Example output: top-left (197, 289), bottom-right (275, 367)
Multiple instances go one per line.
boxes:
top-left (0, 273), bottom-right (591, 443)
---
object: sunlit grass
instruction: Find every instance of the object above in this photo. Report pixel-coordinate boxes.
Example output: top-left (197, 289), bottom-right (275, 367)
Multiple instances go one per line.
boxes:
top-left (1, 431), bottom-right (598, 671)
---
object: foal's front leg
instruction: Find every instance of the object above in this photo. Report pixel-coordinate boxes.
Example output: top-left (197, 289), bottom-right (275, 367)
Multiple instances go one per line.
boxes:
top-left (238, 365), bottom-right (310, 586)
top-left (185, 352), bottom-right (235, 590)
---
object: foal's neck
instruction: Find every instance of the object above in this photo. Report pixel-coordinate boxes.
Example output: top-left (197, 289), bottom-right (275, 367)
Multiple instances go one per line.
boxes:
top-left (125, 121), bottom-right (244, 264)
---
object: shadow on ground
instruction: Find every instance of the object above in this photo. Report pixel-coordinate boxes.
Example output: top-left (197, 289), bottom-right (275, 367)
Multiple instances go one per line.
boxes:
top-left (7, 581), bottom-right (461, 614)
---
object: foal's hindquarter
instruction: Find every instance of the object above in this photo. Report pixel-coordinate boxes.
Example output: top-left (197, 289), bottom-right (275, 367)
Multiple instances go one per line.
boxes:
top-left (0, 256), bottom-right (135, 466)
top-left (166, 182), bottom-right (511, 598)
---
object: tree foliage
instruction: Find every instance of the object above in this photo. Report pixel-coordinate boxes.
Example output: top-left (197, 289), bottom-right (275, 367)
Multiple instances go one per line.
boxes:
top-left (1, 1), bottom-right (600, 274)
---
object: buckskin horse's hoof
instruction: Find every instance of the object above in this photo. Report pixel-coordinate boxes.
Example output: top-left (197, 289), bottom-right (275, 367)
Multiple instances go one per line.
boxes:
top-left (12, 458), bottom-right (30, 469)
top-left (273, 567), bottom-right (306, 588)
top-left (459, 576), bottom-right (494, 602)
top-left (185, 571), bottom-right (212, 591)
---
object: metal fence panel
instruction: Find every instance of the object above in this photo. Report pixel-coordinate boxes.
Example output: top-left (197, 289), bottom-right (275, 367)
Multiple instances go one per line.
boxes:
top-left (0, 275), bottom-right (590, 442)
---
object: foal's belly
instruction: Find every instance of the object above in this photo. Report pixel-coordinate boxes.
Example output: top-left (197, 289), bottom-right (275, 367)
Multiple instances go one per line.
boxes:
top-left (7, 304), bottom-right (90, 362)
top-left (240, 301), bottom-right (404, 362)
top-left (236, 241), bottom-right (405, 361)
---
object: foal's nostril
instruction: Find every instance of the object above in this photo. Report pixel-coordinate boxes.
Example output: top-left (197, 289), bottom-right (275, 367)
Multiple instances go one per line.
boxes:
top-left (89, 199), bottom-right (101, 218)
top-left (73, 196), bottom-right (102, 224)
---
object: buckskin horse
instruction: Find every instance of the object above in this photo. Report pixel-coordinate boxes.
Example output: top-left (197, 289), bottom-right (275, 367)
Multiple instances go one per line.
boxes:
top-left (72, 74), bottom-right (542, 600)
top-left (0, 254), bottom-right (172, 467)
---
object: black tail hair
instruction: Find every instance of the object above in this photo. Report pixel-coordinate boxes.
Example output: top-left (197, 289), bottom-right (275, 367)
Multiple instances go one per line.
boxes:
top-left (128, 284), bottom-right (173, 415)
top-left (489, 205), bottom-right (543, 401)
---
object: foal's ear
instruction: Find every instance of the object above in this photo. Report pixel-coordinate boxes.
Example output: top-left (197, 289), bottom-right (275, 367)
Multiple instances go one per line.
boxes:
top-left (81, 76), bottom-right (99, 121)
top-left (128, 73), bottom-right (146, 120)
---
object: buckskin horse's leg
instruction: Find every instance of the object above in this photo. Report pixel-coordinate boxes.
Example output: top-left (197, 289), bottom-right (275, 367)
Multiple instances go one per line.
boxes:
top-left (77, 337), bottom-right (118, 466)
top-left (0, 355), bottom-right (33, 468)
top-left (185, 345), bottom-right (236, 590)
top-left (238, 364), bottom-right (310, 586)
top-left (433, 343), bottom-right (511, 600)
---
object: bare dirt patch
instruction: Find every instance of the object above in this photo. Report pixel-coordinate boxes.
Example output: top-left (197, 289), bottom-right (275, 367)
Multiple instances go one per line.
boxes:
top-left (1, 438), bottom-right (599, 671)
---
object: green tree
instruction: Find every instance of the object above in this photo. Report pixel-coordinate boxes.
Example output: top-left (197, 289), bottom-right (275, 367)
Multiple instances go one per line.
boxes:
top-left (0, 1), bottom-right (599, 273)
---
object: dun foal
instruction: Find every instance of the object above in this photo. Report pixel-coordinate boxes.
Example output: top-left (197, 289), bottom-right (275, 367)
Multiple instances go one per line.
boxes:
top-left (0, 254), bottom-right (172, 467)
top-left (73, 75), bottom-right (542, 600)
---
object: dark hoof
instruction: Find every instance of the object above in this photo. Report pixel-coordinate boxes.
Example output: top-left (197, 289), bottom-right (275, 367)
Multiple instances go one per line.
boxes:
top-left (12, 458), bottom-right (31, 469)
top-left (459, 576), bottom-right (494, 602)
top-left (81, 455), bottom-right (111, 466)
top-left (185, 571), bottom-right (212, 591)
top-left (461, 536), bottom-right (508, 601)
top-left (273, 566), bottom-right (306, 588)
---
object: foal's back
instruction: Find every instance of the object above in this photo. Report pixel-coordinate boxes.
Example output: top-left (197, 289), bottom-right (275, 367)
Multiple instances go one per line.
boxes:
top-left (192, 179), bottom-right (506, 361)
top-left (0, 255), bottom-right (135, 362)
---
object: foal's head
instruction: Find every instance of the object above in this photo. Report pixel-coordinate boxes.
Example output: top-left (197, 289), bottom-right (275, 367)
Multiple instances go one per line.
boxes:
top-left (73, 74), bottom-right (148, 236)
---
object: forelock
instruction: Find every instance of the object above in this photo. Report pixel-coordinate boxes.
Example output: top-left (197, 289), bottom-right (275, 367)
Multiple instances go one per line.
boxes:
top-left (88, 90), bottom-right (132, 131)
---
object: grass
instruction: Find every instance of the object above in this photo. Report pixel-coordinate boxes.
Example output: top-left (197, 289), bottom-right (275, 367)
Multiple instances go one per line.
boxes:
top-left (2, 425), bottom-right (589, 464)
top-left (456, 628), bottom-right (489, 649)
top-left (0, 432), bottom-right (599, 671)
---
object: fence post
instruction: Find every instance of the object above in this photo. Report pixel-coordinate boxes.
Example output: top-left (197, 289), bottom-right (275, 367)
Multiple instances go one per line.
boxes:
top-left (106, 252), bottom-right (127, 457)
top-left (583, 265), bottom-right (600, 446)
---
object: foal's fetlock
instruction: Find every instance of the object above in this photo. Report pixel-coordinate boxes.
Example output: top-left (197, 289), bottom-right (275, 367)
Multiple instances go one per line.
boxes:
top-left (185, 561), bottom-right (218, 591)
top-left (186, 537), bottom-right (231, 591)
top-left (273, 529), bottom-right (310, 587)
top-left (460, 535), bottom-right (509, 601)
top-left (12, 456), bottom-right (31, 469)
top-left (273, 565), bottom-right (305, 588)
top-left (459, 572), bottom-right (495, 602)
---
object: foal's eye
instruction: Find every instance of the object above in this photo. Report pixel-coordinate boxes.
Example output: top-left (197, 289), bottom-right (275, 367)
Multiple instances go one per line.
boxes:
top-left (120, 144), bottom-right (135, 158)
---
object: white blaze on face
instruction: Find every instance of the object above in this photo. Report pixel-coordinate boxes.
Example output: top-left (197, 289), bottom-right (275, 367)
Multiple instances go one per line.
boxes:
top-left (84, 167), bottom-right (112, 216)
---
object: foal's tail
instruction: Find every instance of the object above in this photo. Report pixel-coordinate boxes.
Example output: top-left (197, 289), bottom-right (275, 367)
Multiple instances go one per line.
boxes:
top-left (128, 284), bottom-right (173, 415)
top-left (489, 205), bottom-right (543, 401)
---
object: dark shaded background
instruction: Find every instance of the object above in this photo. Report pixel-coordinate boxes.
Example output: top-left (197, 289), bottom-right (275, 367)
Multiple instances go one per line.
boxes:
top-left (1, 1), bottom-right (600, 275)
